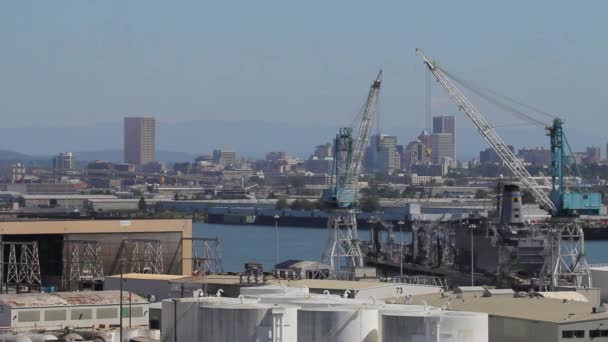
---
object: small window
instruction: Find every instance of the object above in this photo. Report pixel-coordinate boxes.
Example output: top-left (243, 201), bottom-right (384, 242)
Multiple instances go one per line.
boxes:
top-left (71, 308), bottom-right (93, 320)
top-left (96, 307), bottom-right (118, 319)
top-left (562, 330), bottom-right (573, 338)
top-left (44, 309), bottom-right (67, 321)
top-left (574, 330), bottom-right (585, 337)
top-left (514, 214), bottom-right (520, 218)
top-left (513, 197), bottom-right (519, 203)
top-left (602, 330), bottom-right (608, 337)
top-left (122, 306), bottom-right (145, 318)
top-left (590, 330), bottom-right (600, 338)
top-left (18, 310), bottom-right (40, 323)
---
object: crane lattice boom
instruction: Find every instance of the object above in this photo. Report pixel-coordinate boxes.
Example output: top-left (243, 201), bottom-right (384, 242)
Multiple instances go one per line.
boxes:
top-left (415, 49), bottom-right (556, 213)
top-left (324, 70), bottom-right (382, 209)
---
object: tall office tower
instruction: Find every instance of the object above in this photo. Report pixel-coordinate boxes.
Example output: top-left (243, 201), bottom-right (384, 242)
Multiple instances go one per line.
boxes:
top-left (366, 134), bottom-right (399, 175)
top-left (586, 146), bottom-right (601, 164)
top-left (124, 117), bottom-right (156, 165)
top-left (212, 149), bottom-right (237, 166)
top-left (52, 152), bottom-right (75, 170)
top-left (432, 115), bottom-right (456, 161)
top-left (429, 133), bottom-right (455, 165)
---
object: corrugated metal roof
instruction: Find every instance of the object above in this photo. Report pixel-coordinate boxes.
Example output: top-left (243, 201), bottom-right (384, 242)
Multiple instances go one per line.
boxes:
top-left (0, 291), bottom-right (146, 308)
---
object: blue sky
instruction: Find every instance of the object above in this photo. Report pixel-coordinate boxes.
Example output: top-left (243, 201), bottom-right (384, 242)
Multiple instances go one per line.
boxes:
top-left (0, 1), bottom-right (607, 153)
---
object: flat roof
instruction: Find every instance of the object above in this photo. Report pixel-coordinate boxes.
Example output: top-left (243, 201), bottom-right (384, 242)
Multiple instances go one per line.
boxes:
top-left (0, 291), bottom-right (147, 308)
top-left (107, 273), bottom-right (190, 280)
top-left (409, 292), bottom-right (608, 324)
top-left (22, 195), bottom-right (117, 200)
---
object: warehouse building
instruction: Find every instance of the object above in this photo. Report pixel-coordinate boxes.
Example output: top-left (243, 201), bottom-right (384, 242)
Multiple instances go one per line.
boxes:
top-left (411, 290), bottom-right (608, 342)
top-left (0, 219), bottom-right (192, 291)
top-left (0, 291), bottom-right (148, 332)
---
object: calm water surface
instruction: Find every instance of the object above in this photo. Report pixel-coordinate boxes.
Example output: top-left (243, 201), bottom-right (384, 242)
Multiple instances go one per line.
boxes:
top-left (193, 222), bottom-right (608, 272)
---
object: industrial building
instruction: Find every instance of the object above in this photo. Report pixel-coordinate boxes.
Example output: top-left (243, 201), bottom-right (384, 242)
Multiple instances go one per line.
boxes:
top-left (20, 194), bottom-right (117, 209)
top-left (0, 219), bottom-right (192, 291)
top-left (105, 272), bottom-right (442, 302)
top-left (410, 290), bottom-right (608, 342)
top-left (0, 291), bottom-right (148, 331)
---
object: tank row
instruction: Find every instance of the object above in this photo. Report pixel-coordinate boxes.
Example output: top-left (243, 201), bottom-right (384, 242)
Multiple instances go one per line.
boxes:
top-left (161, 285), bottom-right (488, 342)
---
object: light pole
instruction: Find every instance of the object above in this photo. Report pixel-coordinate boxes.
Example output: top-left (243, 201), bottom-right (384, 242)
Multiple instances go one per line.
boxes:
top-left (397, 219), bottom-right (405, 277)
top-left (274, 214), bottom-right (280, 267)
top-left (470, 223), bottom-right (477, 286)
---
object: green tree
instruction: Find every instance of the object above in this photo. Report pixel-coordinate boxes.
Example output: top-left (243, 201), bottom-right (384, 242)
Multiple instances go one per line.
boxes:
top-left (275, 198), bottom-right (289, 210)
top-left (474, 189), bottom-right (488, 199)
top-left (290, 174), bottom-right (306, 189)
top-left (290, 199), bottom-right (315, 211)
top-left (360, 195), bottom-right (381, 213)
top-left (138, 196), bottom-right (147, 211)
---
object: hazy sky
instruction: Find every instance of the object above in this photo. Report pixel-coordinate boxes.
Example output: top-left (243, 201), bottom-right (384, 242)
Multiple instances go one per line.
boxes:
top-left (1, 1), bottom-right (607, 150)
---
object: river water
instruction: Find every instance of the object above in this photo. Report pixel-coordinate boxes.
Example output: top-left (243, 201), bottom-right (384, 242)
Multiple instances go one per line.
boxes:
top-left (193, 222), bottom-right (608, 272)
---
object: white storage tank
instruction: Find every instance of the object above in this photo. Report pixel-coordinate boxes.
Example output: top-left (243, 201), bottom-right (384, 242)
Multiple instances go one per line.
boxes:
top-left (436, 311), bottom-right (488, 342)
top-left (381, 309), bottom-right (488, 342)
top-left (162, 296), bottom-right (259, 342)
top-left (297, 305), bottom-right (380, 342)
top-left (199, 303), bottom-right (298, 342)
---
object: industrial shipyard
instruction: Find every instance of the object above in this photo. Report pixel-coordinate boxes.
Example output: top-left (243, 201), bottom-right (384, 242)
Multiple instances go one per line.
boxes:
top-left (1, 3), bottom-right (608, 342)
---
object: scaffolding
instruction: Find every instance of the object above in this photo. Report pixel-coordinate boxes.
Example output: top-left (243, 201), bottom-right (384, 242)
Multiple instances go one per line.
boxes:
top-left (62, 240), bottom-right (104, 291)
top-left (119, 239), bottom-right (164, 274)
top-left (184, 237), bottom-right (223, 275)
top-left (0, 241), bottom-right (42, 293)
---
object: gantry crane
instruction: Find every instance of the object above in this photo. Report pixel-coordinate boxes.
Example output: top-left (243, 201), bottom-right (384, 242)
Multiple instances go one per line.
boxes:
top-left (321, 70), bottom-right (382, 279)
top-left (416, 49), bottom-right (597, 289)
top-left (416, 48), bottom-right (557, 214)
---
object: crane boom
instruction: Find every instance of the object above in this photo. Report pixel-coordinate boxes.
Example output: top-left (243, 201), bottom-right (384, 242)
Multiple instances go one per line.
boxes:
top-left (323, 70), bottom-right (382, 209)
top-left (350, 70), bottom-right (383, 188)
top-left (415, 49), bottom-right (556, 213)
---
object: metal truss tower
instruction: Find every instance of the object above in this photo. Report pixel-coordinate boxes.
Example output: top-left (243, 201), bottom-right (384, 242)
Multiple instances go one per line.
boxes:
top-left (0, 241), bottom-right (42, 293)
top-left (321, 212), bottom-right (364, 280)
top-left (122, 239), bottom-right (164, 274)
top-left (185, 237), bottom-right (224, 275)
top-left (62, 240), bottom-right (104, 291)
top-left (541, 220), bottom-right (591, 290)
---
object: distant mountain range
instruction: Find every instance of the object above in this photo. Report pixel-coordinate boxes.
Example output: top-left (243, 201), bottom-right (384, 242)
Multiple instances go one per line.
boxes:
top-left (0, 119), bottom-right (604, 163)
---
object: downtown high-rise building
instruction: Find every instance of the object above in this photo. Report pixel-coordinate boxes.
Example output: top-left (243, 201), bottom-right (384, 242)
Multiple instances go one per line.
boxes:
top-left (365, 134), bottom-right (400, 175)
top-left (52, 152), bottom-right (75, 170)
top-left (124, 117), bottom-right (156, 165)
top-left (431, 115), bottom-right (456, 163)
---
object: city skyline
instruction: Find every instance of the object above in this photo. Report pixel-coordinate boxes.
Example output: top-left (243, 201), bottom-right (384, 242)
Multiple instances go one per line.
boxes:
top-left (0, 2), bottom-right (606, 149)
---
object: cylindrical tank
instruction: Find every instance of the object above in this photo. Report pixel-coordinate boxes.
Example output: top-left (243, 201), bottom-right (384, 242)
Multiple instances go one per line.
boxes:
top-left (0, 335), bottom-right (32, 342)
top-left (381, 310), bottom-right (488, 342)
top-left (247, 293), bottom-right (341, 305)
top-left (297, 305), bottom-right (380, 342)
top-left (200, 303), bottom-right (298, 342)
top-left (436, 311), bottom-right (488, 342)
top-left (381, 310), bottom-right (441, 342)
top-left (91, 331), bottom-right (117, 342)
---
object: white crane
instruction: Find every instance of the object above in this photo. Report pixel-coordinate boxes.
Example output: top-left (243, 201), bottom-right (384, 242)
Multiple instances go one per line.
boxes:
top-left (415, 48), bottom-right (556, 214)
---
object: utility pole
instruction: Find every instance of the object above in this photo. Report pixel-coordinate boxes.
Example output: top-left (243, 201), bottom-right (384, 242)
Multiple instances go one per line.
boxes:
top-left (470, 224), bottom-right (477, 286)
top-left (398, 219), bottom-right (405, 277)
top-left (119, 258), bottom-right (123, 342)
top-left (274, 214), bottom-right (280, 267)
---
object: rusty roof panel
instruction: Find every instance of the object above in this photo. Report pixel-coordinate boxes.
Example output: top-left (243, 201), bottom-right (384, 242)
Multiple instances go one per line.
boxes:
top-left (0, 291), bottom-right (147, 308)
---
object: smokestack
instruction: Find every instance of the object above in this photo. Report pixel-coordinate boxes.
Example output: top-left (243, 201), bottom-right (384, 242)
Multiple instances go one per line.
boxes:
top-left (499, 184), bottom-right (524, 226)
